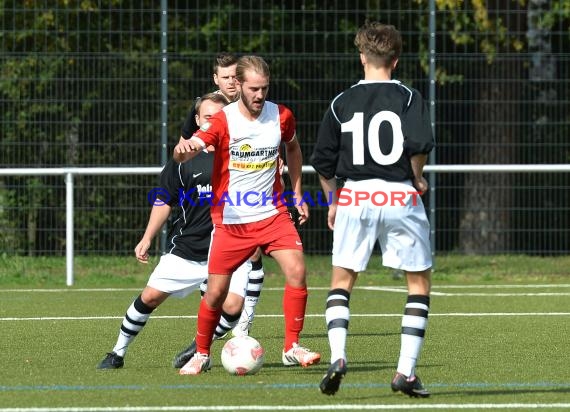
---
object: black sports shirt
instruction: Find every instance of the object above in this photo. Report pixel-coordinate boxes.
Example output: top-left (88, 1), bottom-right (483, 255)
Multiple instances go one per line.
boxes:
top-left (158, 153), bottom-right (214, 261)
top-left (311, 80), bottom-right (434, 182)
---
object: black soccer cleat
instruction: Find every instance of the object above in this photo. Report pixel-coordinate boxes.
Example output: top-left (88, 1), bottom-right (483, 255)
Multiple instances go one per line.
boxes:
top-left (319, 358), bottom-right (347, 395)
top-left (173, 340), bottom-right (197, 368)
top-left (97, 352), bottom-right (124, 369)
top-left (391, 372), bottom-right (430, 398)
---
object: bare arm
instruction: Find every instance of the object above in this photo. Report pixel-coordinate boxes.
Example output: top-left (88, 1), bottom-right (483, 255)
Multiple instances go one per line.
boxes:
top-left (285, 136), bottom-right (309, 225)
top-left (410, 153), bottom-right (429, 193)
top-left (134, 204), bottom-right (172, 263)
top-left (318, 175), bottom-right (338, 231)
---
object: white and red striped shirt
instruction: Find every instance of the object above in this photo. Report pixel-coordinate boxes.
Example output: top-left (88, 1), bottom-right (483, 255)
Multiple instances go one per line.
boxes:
top-left (191, 100), bottom-right (296, 224)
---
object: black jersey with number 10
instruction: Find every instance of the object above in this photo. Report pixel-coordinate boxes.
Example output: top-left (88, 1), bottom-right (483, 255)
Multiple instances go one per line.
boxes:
top-left (311, 80), bottom-right (434, 182)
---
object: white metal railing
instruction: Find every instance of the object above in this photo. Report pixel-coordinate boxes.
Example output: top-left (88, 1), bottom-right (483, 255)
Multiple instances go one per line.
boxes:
top-left (1, 164), bottom-right (570, 286)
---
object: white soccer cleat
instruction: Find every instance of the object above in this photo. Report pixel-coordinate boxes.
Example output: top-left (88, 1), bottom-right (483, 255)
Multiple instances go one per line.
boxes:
top-left (282, 343), bottom-right (321, 367)
top-left (231, 319), bottom-right (251, 337)
top-left (232, 306), bottom-right (255, 337)
top-left (178, 352), bottom-right (212, 375)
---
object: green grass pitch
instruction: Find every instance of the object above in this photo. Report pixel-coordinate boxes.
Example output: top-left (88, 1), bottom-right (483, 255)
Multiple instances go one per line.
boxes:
top-left (1, 255), bottom-right (570, 411)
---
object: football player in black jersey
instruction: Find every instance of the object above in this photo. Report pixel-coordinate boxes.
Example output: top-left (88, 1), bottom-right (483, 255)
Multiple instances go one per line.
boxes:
top-left (311, 22), bottom-right (434, 398)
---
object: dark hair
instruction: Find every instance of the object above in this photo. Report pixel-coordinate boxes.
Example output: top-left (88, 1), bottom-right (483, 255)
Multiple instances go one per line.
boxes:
top-left (235, 55), bottom-right (270, 83)
top-left (213, 53), bottom-right (238, 74)
top-left (195, 92), bottom-right (228, 115)
top-left (354, 21), bottom-right (402, 68)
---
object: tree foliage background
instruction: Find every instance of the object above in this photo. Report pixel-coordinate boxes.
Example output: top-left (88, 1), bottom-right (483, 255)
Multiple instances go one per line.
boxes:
top-left (1, 0), bottom-right (569, 255)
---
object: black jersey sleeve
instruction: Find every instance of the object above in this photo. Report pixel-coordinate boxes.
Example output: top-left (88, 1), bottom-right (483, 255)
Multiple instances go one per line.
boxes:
top-left (180, 99), bottom-right (200, 139)
top-left (402, 90), bottom-right (434, 156)
top-left (310, 106), bottom-right (342, 180)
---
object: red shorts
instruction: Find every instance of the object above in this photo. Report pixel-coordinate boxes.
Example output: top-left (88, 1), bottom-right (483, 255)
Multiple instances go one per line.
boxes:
top-left (208, 210), bottom-right (303, 275)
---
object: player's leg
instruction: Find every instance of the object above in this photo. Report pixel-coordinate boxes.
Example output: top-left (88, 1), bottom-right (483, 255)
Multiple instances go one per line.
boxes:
top-left (391, 269), bottom-right (431, 397)
top-left (215, 259), bottom-right (251, 339)
top-left (232, 247), bottom-right (265, 337)
top-left (98, 254), bottom-right (205, 369)
top-left (264, 211), bottom-right (320, 368)
top-left (174, 292), bottom-right (243, 369)
top-left (179, 273), bottom-right (231, 375)
top-left (173, 261), bottom-right (249, 368)
top-left (379, 181), bottom-right (432, 397)
top-left (319, 267), bottom-right (354, 395)
top-left (193, 266), bottom-right (247, 338)
top-left (198, 275), bottom-right (231, 326)
top-left (270, 248), bottom-right (320, 368)
top-left (320, 192), bottom-right (378, 395)
top-left (199, 279), bottom-right (208, 297)
top-left (179, 226), bottom-right (256, 375)
top-left (97, 286), bottom-right (168, 369)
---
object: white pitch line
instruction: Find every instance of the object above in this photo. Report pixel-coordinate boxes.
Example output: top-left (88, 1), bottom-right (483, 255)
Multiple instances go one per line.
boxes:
top-left (360, 286), bottom-right (407, 293)
top-left (434, 284), bottom-right (570, 289)
top-left (357, 286), bottom-right (570, 296)
top-left (2, 403), bottom-right (570, 411)
top-left (0, 287), bottom-right (337, 293)
top-left (0, 288), bottom-right (143, 293)
top-left (1, 312), bottom-right (569, 322)
top-left (4, 283), bottom-right (570, 293)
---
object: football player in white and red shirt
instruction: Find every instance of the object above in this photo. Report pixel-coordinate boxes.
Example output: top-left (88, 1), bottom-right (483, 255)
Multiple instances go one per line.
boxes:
top-left (174, 55), bottom-right (320, 375)
top-left (178, 53), bottom-right (266, 341)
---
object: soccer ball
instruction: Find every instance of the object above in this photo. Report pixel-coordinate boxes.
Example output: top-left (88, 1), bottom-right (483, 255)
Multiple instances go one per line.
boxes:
top-left (221, 335), bottom-right (265, 375)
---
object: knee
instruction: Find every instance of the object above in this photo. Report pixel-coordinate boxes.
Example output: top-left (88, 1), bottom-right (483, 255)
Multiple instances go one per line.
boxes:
top-left (140, 285), bottom-right (171, 309)
top-left (284, 262), bottom-right (306, 287)
top-left (205, 289), bottom-right (228, 309)
top-left (221, 293), bottom-right (244, 316)
top-left (140, 290), bottom-right (164, 309)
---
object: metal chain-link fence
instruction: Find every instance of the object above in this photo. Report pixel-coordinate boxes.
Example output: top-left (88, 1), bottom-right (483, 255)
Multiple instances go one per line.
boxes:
top-left (1, 1), bottom-right (569, 255)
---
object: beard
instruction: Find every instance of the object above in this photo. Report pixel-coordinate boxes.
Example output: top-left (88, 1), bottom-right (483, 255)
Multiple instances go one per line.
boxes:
top-left (242, 96), bottom-right (264, 116)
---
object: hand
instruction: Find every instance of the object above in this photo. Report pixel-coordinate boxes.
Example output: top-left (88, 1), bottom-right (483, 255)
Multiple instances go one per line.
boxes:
top-left (134, 239), bottom-right (151, 263)
top-left (174, 138), bottom-right (204, 162)
top-left (327, 203), bottom-right (337, 230)
top-left (295, 202), bottom-right (309, 226)
top-left (412, 176), bottom-right (429, 195)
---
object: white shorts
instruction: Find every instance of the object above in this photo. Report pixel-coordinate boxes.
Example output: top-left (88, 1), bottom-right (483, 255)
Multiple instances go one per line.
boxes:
top-left (332, 179), bottom-right (432, 272)
top-left (146, 253), bottom-right (251, 298)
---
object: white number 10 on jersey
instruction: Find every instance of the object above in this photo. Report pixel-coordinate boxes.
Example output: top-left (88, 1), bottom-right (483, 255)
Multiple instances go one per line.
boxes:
top-left (342, 111), bottom-right (404, 166)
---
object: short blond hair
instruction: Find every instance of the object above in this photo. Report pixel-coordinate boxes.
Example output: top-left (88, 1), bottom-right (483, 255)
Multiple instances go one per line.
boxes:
top-left (236, 55), bottom-right (270, 83)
